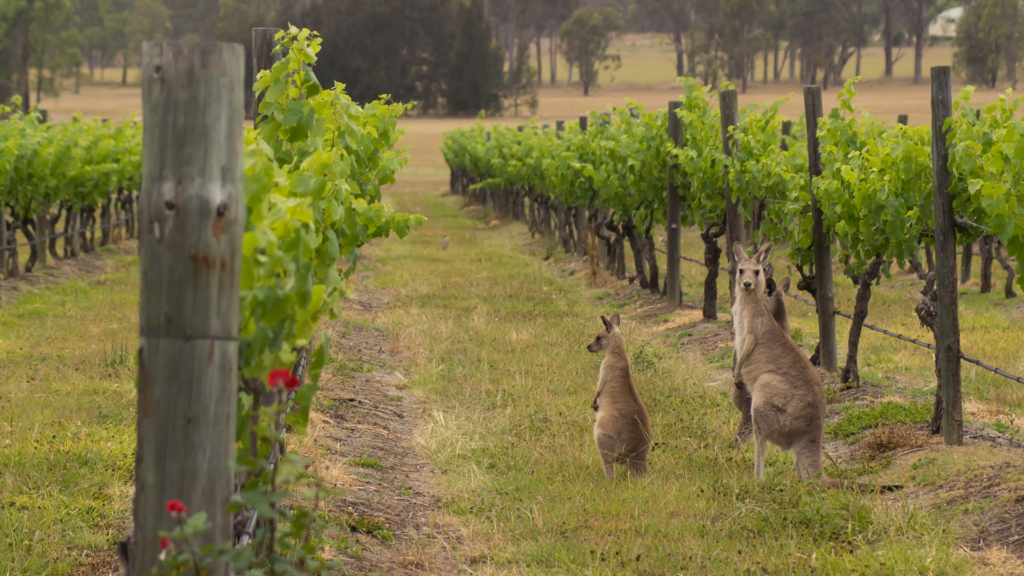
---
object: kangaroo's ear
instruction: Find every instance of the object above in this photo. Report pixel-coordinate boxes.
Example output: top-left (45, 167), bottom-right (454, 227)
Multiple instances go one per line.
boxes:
top-left (755, 242), bottom-right (774, 264)
top-left (610, 314), bottom-right (621, 329)
top-left (601, 315), bottom-right (612, 331)
top-left (778, 276), bottom-right (791, 292)
top-left (732, 242), bottom-right (747, 263)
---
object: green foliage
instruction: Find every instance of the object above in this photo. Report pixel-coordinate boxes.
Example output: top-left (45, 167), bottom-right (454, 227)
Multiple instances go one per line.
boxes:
top-left (351, 457), bottom-right (383, 469)
top-left (947, 86), bottom-right (1024, 288)
top-left (446, 0), bottom-right (504, 115)
top-left (559, 6), bottom-right (625, 95)
top-left (817, 78), bottom-right (933, 280)
top-left (825, 401), bottom-right (932, 442)
top-left (0, 101), bottom-right (141, 217)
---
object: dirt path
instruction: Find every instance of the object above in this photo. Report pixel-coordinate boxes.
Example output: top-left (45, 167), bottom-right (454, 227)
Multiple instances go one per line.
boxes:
top-left (310, 280), bottom-right (460, 575)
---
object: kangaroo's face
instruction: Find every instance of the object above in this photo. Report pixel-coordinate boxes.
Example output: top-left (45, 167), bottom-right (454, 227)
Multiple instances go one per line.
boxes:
top-left (587, 314), bottom-right (620, 353)
top-left (732, 242), bottom-right (774, 294)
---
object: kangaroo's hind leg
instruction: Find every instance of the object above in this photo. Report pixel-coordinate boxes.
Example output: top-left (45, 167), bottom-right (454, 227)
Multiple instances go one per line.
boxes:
top-left (596, 432), bottom-right (620, 480)
top-left (732, 386), bottom-right (753, 446)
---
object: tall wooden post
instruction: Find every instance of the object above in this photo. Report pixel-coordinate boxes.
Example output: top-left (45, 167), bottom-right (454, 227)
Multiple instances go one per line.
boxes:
top-left (666, 100), bottom-right (683, 307)
top-left (131, 41), bottom-right (245, 576)
top-left (579, 115), bottom-right (588, 133)
top-left (897, 114), bottom-right (909, 125)
top-left (719, 89), bottom-right (744, 304)
top-left (252, 28), bottom-right (282, 127)
top-left (804, 85), bottom-right (838, 372)
top-left (930, 66), bottom-right (963, 445)
top-left (781, 120), bottom-right (792, 151)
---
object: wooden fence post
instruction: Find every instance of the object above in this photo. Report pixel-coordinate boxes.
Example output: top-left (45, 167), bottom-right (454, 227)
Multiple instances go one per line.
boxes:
top-left (130, 41), bottom-right (245, 576)
top-left (930, 65), bottom-right (963, 445)
top-left (897, 114), bottom-right (909, 125)
top-left (666, 100), bottom-right (683, 307)
top-left (803, 85), bottom-right (838, 372)
top-left (719, 88), bottom-right (744, 305)
top-left (252, 27), bottom-right (282, 127)
top-left (781, 120), bottom-right (792, 152)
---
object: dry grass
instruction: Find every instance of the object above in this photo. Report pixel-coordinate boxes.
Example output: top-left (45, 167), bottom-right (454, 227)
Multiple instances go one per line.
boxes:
top-left (859, 423), bottom-right (928, 460)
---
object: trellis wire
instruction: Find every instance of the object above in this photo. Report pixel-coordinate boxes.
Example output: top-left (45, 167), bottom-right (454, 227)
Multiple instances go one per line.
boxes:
top-left (655, 247), bottom-right (1024, 385)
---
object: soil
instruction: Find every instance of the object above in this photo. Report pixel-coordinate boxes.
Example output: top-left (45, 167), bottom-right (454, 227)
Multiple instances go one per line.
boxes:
top-left (310, 278), bottom-right (460, 575)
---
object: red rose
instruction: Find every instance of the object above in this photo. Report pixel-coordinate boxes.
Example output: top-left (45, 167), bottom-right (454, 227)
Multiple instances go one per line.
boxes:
top-left (160, 537), bottom-right (171, 550)
top-left (268, 368), bottom-right (300, 391)
top-left (165, 499), bottom-right (187, 515)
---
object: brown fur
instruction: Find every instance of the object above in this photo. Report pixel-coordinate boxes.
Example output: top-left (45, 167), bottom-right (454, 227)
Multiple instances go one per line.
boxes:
top-left (732, 276), bottom-right (792, 444)
top-left (731, 243), bottom-right (829, 482)
top-left (587, 314), bottom-right (652, 479)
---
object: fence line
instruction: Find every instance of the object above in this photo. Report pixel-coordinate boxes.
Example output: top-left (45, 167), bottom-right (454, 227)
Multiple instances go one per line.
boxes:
top-left (656, 247), bottom-right (1024, 386)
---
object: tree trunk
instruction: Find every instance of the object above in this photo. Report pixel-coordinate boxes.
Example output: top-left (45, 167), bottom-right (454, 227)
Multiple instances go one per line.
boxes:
top-left (575, 207), bottom-right (587, 257)
top-left (48, 205), bottom-right (62, 260)
top-left (789, 45), bottom-right (796, 80)
top-left (773, 40), bottom-right (780, 82)
top-left (22, 216), bottom-right (37, 273)
top-left (535, 32), bottom-right (543, 85)
top-left (1008, 12), bottom-right (1019, 90)
top-left (701, 222), bottom-right (726, 320)
top-left (36, 208), bottom-right (48, 267)
top-left (763, 46), bottom-right (769, 84)
top-left (994, 239), bottom-right (1017, 298)
top-left (7, 218), bottom-right (19, 278)
top-left (960, 241), bottom-right (973, 285)
top-left (884, 1), bottom-right (894, 77)
top-left (622, 216), bottom-right (648, 289)
top-left (674, 30), bottom-right (684, 77)
top-left (980, 234), bottom-right (994, 294)
top-left (841, 256), bottom-right (884, 385)
top-left (101, 196), bottom-right (112, 247)
top-left (913, 19), bottom-right (925, 85)
top-left (549, 21), bottom-right (558, 85)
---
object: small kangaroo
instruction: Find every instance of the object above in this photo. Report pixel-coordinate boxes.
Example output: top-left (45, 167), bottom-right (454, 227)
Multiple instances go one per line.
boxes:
top-left (587, 314), bottom-right (652, 479)
top-left (732, 275), bottom-right (792, 444)
top-left (731, 242), bottom-right (829, 481)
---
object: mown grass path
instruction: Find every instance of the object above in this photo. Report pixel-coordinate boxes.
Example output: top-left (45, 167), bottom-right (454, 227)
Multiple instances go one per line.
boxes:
top-left (363, 179), bottom-right (972, 574)
top-left (0, 247), bottom-right (137, 575)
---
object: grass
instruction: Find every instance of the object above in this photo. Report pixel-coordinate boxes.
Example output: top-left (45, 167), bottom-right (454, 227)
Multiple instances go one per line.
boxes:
top-left (360, 180), bottom-right (980, 573)
top-left (0, 253), bottom-right (138, 574)
top-left (351, 457), bottom-right (383, 469)
top-left (825, 402), bottom-right (934, 443)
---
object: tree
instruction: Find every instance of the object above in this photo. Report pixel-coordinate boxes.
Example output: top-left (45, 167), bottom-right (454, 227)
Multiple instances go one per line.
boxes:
top-left (954, 0), bottom-right (1023, 88)
top-left (504, 32), bottom-right (537, 116)
top-left (119, 0), bottom-right (170, 85)
top-left (294, 0), bottom-right (456, 109)
top-left (636, 0), bottom-right (692, 77)
top-left (899, 0), bottom-right (953, 84)
top-left (559, 5), bottom-right (624, 96)
top-left (164, 0), bottom-right (218, 41)
top-left (447, 0), bottom-right (505, 114)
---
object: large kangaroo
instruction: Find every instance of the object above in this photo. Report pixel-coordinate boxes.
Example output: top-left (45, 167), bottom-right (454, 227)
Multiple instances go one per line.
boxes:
top-left (731, 242), bottom-right (829, 481)
top-left (733, 276), bottom-right (792, 444)
top-left (587, 314), bottom-right (652, 479)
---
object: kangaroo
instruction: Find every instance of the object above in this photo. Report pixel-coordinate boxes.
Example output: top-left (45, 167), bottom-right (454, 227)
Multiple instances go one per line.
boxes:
top-left (730, 242), bottom-right (832, 481)
top-left (733, 276), bottom-right (792, 444)
top-left (587, 314), bottom-right (652, 479)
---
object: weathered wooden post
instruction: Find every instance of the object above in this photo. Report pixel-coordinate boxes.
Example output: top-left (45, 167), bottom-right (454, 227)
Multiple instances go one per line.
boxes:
top-left (719, 88), bottom-right (744, 304)
top-left (781, 120), bottom-right (792, 151)
top-left (666, 100), bottom-right (683, 307)
top-left (930, 65), bottom-right (963, 445)
top-left (252, 27), bottom-right (281, 127)
top-left (961, 241), bottom-right (973, 284)
top-left (897, 114), bottom-right (909, 125)
top-left (804, 85), bottom-right (838, 372)
top-left (36, 210), bottom-right (48, 267)
top-left (130, 41), bottom-right (245, 576)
